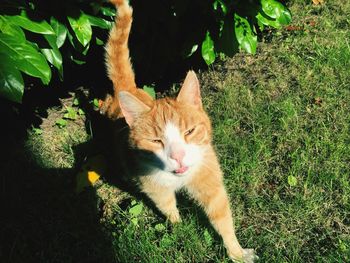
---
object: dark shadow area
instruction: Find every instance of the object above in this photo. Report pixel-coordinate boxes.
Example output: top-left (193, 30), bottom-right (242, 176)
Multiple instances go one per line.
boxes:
top-left (129, 0), bottom-right (211, 89)
top-left (0, 100), bottom-right (115, 262)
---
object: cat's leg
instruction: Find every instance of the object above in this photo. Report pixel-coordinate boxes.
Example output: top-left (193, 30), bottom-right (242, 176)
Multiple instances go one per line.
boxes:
top-left (141, 182), bottom-right (181, 223)
top-left (186, 179), bottom-right (256, 262)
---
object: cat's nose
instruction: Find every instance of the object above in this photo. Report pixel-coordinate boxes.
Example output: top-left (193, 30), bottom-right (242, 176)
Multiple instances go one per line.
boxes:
top-left (170, 149), bottom-right (185, 165)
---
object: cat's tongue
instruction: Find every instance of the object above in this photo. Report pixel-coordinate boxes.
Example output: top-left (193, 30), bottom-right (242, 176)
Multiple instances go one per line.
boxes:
top-left (175, 166), bottom-right (188, 174)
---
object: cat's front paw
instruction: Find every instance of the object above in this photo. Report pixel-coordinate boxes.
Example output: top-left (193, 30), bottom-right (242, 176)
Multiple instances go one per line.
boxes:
top-left (228, 248), bottom-right (258, 263)
top-left (242, 249), bottom-right (258, 263)
top-left (167, 210), bottom-right (181, 224)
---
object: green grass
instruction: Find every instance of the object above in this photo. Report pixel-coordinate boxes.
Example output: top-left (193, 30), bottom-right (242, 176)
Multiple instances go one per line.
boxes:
top-left (2, 0), bottom-right (350, 262)
top-left (201, 1), bottom-right (350, 261)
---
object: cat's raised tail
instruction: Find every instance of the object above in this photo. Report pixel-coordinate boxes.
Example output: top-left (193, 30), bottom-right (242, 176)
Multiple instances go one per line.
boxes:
top-left (102, 0), bottom-right (153, 119)
top-left (106, 0), bottom-right (136, 93)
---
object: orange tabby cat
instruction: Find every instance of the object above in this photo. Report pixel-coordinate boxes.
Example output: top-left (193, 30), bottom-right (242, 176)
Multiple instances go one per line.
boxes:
top-left (101, 0), bottom-right (257, 262)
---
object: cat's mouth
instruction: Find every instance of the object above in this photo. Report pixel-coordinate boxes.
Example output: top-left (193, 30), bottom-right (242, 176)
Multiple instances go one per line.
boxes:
top-left (174, 166), bottom-right (189, 174)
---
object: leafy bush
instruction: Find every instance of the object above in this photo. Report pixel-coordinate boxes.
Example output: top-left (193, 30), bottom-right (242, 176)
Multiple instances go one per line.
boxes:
top-left (200, 0), bottom-right (292, 65)
top-left (0, 0), bottom-right (114, 103)
top-left (0, 0), bottom-right (291, 104)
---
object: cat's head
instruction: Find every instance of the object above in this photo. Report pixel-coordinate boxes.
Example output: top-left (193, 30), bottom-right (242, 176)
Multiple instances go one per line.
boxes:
top-left (118, 71), bottom-right (212, 175)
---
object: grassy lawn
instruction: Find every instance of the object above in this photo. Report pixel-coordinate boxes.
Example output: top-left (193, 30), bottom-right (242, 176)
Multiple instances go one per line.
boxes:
top-left (1, 0), bottom-right (349, 262)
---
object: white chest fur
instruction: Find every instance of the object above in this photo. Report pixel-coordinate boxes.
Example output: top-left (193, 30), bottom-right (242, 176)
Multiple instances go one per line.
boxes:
top-left (149, 169), bottom-right (195, 190)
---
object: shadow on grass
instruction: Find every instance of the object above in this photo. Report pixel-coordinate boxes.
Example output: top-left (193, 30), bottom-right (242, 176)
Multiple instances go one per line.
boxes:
top-left (0, 87), bottom-right (136, 262)
top-left (0, 98), bottom-right (117, 263)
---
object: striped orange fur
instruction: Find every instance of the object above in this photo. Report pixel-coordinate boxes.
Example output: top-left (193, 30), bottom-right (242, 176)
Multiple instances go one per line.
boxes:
top-left (102, 0), bottom-right (257, 262)
top-left (102, 0), bottom-right (153, 119)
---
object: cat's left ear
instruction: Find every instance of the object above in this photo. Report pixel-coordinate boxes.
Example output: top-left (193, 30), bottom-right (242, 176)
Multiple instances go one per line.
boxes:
top-left (176, 71), bottom-right (202, 109)
top-left (118, 91), bottom-right (151, 126)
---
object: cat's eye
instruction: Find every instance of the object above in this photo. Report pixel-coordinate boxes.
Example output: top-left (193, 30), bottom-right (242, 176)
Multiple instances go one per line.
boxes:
top-left (151, 139), bottom-right (162, 144)
top-left (184, 127), bottom-right (195, 136)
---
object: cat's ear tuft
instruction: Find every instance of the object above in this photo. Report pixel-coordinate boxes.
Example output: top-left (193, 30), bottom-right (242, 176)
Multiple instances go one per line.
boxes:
top-left (118, 91), bottom-right (150, 126)
top-left (176, 71), bottom-right (202, 109)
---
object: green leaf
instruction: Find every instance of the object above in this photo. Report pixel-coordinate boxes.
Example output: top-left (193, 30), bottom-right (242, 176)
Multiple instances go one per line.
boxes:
top-left (50, 17), bottom-right (67, 48)
top-left (78, 108), bottom-right (85, 115)
top-left (0, 16), bottom-right (26, 40)
top-left (73, 98), bottom-right (79, 106)
top-left (288, 175), bottom-right (297, 187)
top-left (6, 11), bottom-right (54, 35)
top-left (182, 42), bottom-right (198, 58)
top-left (32, 127), bottom-right (43, 135)
top-left (188, 44), bottom-right (198, 57)
top-left (44, 34), bottom-right (60, 54)
top-left (234, 14), bottom-right (257, 54)
top-left (70, 55), bottom-right (86, 65)
top-left (63, 107), bottom-right (77, 120)
top-left (66, 28), bottom-right (90, 56)
top-left (143, 85), bottom-right (156, 99)
top-left (213, 0), bottom-right (228, 15)
top-left (42, 34), bottom-right (63, 75)
top-left (154, 223), bottom-right (166, 232)
top-left (100, 6), bottom-right (116, 16)
top-left (95, 37), bottom-right (104, 46)
top-left (278, 9), bottom-right (292, 25)
top-left (201, 31), bottom-right (215, 65)
top-left (55, 119), bottom-right (67, 128)
top-left (41, 48), bottom-right (59, 67)
top-left (93, 98), bottom-right (100, 108)
top-left (129, 203), bottom-right (143, 217)
top-left (257, 18), bottom-right (265, 31)
top-left (256, 11), bottom-right (281, 29)
top-left (0, 33), bottom-right (51, 84)
top-left (0, 54), bottom-right (24, 103)
top-left (85, 15), bottom-right (112, 29)
top-left (82, 43), bottom-right (90, 56)
top-left (261, 0), bottom-right (292, 25)
top-left (68, 12), bottom-right (92, 47)
top-left (67, 30), bottom-right (79, 51)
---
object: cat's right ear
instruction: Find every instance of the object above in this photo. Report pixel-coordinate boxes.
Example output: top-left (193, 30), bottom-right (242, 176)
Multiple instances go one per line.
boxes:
top-left (118, 91), bottom-right (150, 126)
top-left (176, 71), bottom-right (202, 109)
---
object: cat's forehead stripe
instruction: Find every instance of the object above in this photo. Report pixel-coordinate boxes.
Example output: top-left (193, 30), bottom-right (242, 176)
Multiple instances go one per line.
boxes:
top-left (165, 122), bottom-right (182, 142)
